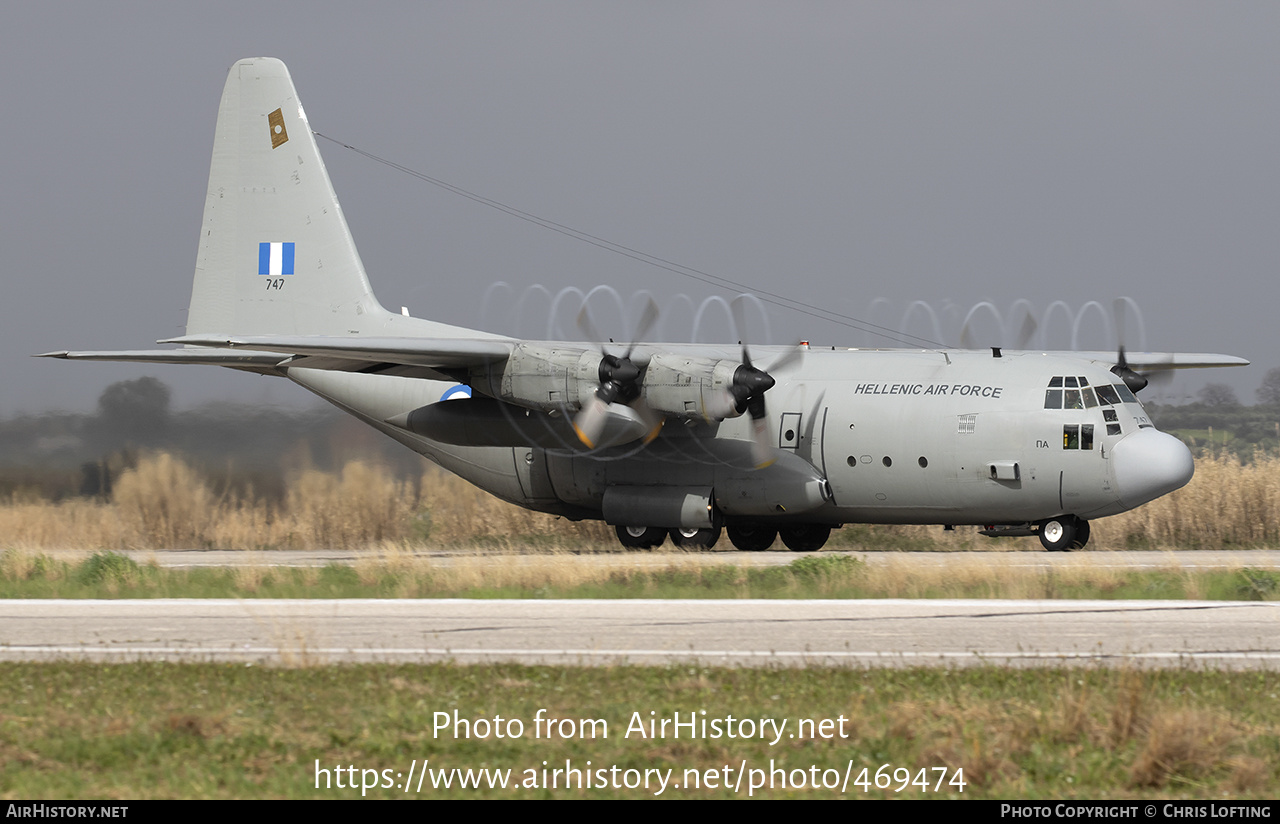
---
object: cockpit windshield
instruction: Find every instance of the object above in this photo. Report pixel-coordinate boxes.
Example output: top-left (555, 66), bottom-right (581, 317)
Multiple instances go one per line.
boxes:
top-left (1044, 377), bottom-right (1139, 410)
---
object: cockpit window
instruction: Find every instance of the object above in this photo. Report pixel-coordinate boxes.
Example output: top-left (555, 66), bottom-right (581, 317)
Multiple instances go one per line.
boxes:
top-left (1104, 408), bottom-right (1122, 436)
top-left (1094, 384), bottom-right (1122, 406)
top-left (1045, 377), bottom-right (1141, 409)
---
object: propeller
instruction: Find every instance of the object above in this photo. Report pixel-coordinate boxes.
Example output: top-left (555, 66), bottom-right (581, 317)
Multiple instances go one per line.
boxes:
top-left (1109, 297), bottom-right (1170, 394)
top-left (572, 297), bottom-right (662, 448)
top-left (1014, 310), bottom-right (1038, 349)
top-left (1111, 346), bottom-right (1148, 394)
top-left (707, 296), bottom-right (804, 468)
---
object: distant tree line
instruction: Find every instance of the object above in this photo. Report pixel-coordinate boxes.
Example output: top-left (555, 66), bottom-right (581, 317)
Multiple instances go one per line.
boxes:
top-left (1145, 367), bottom-right (1280, 457)
top-left (0, 377), bottom-right (422, 500)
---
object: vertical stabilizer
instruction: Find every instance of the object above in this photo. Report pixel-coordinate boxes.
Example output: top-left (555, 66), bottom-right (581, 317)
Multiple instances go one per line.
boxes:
top-left (186, 58), bottom-right (397, 337)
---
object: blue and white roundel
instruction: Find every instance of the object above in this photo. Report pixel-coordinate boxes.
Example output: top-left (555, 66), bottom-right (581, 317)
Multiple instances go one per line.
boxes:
top-left (439, 384), bottom-right (472, 402)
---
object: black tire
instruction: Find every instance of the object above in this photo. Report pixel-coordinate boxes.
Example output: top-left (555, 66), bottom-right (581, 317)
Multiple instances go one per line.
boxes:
top-left (1038, 517), bottom-right (1078, 551)
top-left (1071, 519), bottom-right (1090, 550)
top-left (615, 525), bottom-right (666, 549)
top-left (669, 526), bottom-right (721, 549)
top-left (727, 524), bottom-right (777, 552)
top-left (779, 524), bottom-right (831, 552)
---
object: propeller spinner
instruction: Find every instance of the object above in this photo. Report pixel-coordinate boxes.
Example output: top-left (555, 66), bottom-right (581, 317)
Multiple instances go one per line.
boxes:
top-left (572, 297), bottom-right (662, 448)
top-left (705, 297), bottom-right (805, 468)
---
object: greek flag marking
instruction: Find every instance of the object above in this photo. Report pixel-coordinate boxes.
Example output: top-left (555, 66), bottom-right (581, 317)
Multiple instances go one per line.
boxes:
top-left (258, 242), bottom-right (295, 275)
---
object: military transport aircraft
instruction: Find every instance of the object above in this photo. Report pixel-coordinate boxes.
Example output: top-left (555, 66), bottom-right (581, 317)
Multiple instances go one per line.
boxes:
top-left (43, 58), bottom-right (1248, 552)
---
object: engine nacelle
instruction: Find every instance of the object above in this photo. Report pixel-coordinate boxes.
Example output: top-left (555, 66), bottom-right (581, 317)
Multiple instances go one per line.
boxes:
top-left (470, 347), bottom-right (744, 423)
top-left (641, 354), bottom-right (742, 421)
top-left (469, 344), bottom-right (600, 412)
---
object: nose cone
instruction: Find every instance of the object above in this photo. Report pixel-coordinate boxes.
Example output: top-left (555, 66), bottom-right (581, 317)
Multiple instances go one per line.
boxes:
top-left (1111, 429), bottom-right (1194, 508)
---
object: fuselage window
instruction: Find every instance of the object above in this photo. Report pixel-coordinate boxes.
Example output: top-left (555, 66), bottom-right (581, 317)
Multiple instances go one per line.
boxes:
top-left (1114, 384), bottom-right (1138, 404)
top-left (1062, 424), bottom-right (1095, 450)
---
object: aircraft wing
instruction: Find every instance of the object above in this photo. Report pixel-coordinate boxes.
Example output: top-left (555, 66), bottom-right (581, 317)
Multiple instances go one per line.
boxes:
top-left (36, 348), bottom-right (291, 376)
top-left (159, 335), bottom-right (516, 369)
top-left (1069, 352), bottom-right (1250, 371)
top-left (39, 335), bottom-right (518, 380)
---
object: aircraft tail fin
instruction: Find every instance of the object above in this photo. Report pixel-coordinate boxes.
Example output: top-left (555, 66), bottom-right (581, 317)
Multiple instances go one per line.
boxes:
top-left (186, 58), bottom-right (475, 340)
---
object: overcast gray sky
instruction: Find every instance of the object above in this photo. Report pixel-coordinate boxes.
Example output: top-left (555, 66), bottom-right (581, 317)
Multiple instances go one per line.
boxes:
top-left (5, 2), bottom-right (1276, 415)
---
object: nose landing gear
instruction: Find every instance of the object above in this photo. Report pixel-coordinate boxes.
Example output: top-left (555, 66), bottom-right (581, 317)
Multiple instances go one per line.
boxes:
top-left (1038, 516), bottom-right (1090, 551)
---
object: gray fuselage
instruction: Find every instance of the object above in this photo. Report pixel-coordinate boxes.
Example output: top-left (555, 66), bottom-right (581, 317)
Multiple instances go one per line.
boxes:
top-left (287, 347), bottom-right (1190, 530)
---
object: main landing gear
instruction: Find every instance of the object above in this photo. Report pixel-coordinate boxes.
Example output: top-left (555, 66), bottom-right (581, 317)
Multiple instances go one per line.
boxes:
top-left (778, 524), bottom-right (831, 552)
top-left (669, 526), bottom-right (721, 549)
top-left (612, 524), bottom-right (723, 549)
top-left (613, 523), bottom-right (833, 551)
top-left (724, 523), bottom-right (832, 552)
top-left (614, 525), bottom-right (667, 549)
top-left (1037, 516), bottom-right (1091, 551)
top-left (726, 524), bottom-right (777, 552)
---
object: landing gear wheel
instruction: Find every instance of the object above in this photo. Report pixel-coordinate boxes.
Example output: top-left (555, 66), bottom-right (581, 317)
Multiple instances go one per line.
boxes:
top-left (615, 525), bottom-right (667, 549)
top-left (779, 524), bottom-right (831, 552)
top-left (1038, 517), bottom-right (1088, 551)
top-left (669, 526), bottom-right (722, 549)
top-left (727, 524), bottom-right (777, 552)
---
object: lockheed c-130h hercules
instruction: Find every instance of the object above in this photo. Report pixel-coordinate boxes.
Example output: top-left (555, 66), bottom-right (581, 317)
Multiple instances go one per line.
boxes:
top-left (43, 58), bottom-right (1248, 552)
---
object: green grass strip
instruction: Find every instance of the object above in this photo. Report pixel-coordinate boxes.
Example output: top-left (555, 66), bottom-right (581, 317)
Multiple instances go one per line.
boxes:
top-left (2, 551), bottom-right (1278, 601)
top-left (2, 662), bottom-right (1277, 799)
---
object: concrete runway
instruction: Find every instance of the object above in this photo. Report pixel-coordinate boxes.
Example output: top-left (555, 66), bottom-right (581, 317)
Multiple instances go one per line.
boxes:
top-left (2, 598), bottom-right (1277, 668)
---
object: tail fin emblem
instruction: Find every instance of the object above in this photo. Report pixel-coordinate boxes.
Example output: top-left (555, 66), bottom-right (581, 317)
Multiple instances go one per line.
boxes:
top-left (268, 108), bottom-right (289, 148)
top-left (258, 242), bottom-right (295, 275)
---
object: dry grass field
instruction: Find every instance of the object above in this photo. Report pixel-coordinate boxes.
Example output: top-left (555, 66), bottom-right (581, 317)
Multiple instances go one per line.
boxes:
top-left (1, 450), bottom-right (1277, 553)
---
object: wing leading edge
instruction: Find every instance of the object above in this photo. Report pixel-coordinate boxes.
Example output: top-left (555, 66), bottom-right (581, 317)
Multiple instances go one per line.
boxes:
top-left (36, 348), bottom-right (290, 376)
